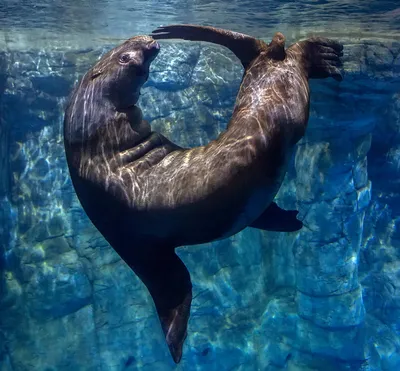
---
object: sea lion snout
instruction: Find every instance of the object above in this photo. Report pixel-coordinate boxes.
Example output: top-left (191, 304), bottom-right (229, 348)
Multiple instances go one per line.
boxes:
top-left (141, 39), bottom-right (160, 62)
top-left (125, 36), bottom-right (160, 59)
top-left (147, 39), bottom-right (160, 51)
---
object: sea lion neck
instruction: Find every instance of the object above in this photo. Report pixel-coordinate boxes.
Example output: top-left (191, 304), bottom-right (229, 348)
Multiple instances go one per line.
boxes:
top-left (87, 106), bottom-right (151, 153)
top-left (64, 92), bottom-right (151, 164)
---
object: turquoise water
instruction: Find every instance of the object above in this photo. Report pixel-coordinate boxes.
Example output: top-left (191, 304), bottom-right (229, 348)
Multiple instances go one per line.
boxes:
top-left (0, 1), bottom-right (400, 370)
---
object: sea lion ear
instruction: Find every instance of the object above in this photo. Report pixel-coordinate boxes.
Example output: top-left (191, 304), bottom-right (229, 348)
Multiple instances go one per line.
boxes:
top-left (90, 69), bottom-right (103, 80)
top-left (150, 24), bottom-right (267, 69)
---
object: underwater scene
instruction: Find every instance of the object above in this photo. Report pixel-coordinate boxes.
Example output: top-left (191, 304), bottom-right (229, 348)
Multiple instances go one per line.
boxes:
top-left (0, 1), bottom-right (400, 370)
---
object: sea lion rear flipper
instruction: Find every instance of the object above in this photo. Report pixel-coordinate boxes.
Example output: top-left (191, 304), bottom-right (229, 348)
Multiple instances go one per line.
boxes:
top-left (250, 202), bottom-right (303, 232)
top-left (150, 24), bottom-right (267, 68)
top-left (129, 249), bottom-right (192, 363)
top-left (288, 37), bottom-right (344, 81)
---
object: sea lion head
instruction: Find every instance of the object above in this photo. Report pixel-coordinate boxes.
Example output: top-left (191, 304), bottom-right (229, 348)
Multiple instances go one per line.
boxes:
top-left (64, 35), bottom-right (159, 148)
top-left (88, 35), bottom-right (160, 110)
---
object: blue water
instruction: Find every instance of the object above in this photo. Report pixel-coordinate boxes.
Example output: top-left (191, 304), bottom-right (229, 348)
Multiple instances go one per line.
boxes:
top-left (0, 1), bottom-right (400, 370)
top-left (0, 0), bottom-right (399, 48)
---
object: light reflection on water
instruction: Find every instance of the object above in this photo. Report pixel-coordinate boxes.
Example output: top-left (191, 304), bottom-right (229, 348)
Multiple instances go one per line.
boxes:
top-left (0, 0), bottom-right (399, 49)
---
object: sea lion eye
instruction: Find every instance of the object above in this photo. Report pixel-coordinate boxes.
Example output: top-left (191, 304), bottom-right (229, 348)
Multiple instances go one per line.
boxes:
top-left (119, 54), bottom-right (131, 64)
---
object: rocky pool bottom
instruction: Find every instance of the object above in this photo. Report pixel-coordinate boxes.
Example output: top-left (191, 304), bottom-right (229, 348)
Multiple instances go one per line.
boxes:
top-left (0, 36), bottom-right (399, 370)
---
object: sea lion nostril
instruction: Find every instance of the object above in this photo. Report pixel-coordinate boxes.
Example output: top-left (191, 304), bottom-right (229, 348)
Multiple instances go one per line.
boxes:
top-left (148, 40), bottom-right (160, 50)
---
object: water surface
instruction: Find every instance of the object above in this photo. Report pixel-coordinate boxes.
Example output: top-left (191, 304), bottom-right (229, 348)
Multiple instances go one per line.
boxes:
top-left (1, 0), bottom-right (399, 50)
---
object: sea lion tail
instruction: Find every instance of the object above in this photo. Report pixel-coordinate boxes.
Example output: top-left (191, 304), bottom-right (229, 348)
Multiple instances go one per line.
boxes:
top-left (129, 249), bottom-right (192, 364)
top-left (150, 24), bottom-right (267, 69)
top-left (265, 32), bottom-right (286, 61)
top-left (288, 37), bottom-right (344, 81)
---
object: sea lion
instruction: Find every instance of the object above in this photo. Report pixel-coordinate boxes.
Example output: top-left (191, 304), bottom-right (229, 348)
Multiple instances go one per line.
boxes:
top-left (64, 29), bottom-right (343, 363)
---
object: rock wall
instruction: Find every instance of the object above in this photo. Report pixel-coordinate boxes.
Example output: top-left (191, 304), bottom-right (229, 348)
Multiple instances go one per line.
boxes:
top-left (0, 37), bottom-right (399, 371)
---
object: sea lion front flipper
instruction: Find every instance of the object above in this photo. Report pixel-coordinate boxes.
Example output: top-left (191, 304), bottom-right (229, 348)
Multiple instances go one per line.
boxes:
top-left (249, 202), bottom-right (303, 232)
top-left (287, 37), bottom-right (344, 81)
top-left (129, 249), bottom-right (192, 363)
top-left (150, 24), bottom-right (267, 69)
